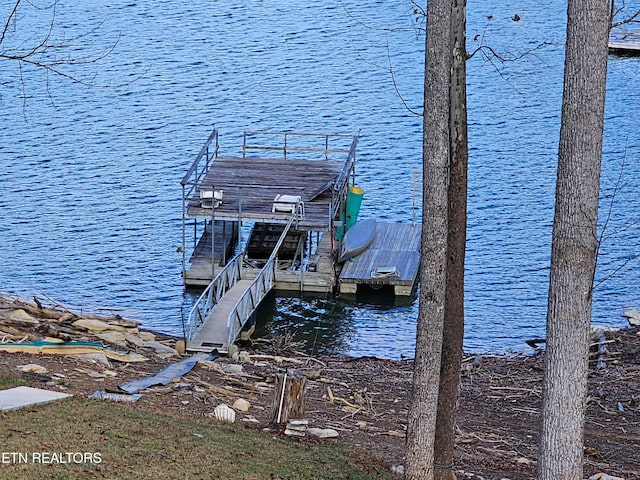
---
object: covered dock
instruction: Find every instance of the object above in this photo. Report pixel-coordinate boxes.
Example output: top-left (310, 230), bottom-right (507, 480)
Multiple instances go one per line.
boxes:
top-left (180, 130), bottom-right (358, 353)
top-left (181, 130), bottom-right (357, 289)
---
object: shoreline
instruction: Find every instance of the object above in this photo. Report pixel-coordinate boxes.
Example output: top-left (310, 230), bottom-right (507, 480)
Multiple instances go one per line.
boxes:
top-left (2, 293), bottom-right (640, 478)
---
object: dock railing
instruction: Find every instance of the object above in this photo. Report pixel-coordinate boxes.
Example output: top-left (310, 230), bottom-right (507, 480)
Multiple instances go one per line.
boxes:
top-left (181, 127), bottom-right (219, 198)
top-left (181, 128), bottom-right (219, 272)
top-left (331, 135), bottom-right (358, 219)
top-left (184, 249), bottom-right (243, 343)
top-left (242, 130), bottom-right (356, 161)
top-left (225, 204), bottom-right (303, 347)
top-left (184, 203), bottom-right (304, 351)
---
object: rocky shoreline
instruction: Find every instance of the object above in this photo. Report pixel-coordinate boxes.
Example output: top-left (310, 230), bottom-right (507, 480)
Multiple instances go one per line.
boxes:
top-left (2, 293), bottom-right (639, 479)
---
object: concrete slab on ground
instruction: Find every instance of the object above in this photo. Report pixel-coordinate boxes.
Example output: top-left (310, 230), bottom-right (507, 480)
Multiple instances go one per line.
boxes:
top-left (0, 386), bottom-right (72, 412)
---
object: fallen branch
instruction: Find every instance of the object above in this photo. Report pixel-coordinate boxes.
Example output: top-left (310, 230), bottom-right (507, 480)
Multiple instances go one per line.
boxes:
top-left (249, 354), bottom-right (305, 365)
top-left (38, 293), bottom-right (76, 315)
top-left (224, 377), bottom-right (262, 393)
top-left (191, 378), bottom-right (242, 397)
top-left (488, 386), bottom-right (536, 393)
top-left (317, 377), bottom-right (351, 389)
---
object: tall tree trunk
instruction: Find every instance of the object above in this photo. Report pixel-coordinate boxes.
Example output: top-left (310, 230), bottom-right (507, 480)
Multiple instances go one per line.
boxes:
top-left (405, 0), bottom-right (453, 478)
top-left (539, 0), bottom-right (609, 479)
top-left (434, 0), bottom-right (468, 478)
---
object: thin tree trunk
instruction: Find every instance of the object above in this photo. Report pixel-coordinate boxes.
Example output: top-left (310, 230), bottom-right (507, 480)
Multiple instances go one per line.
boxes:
top-left (434, 0), bottom-right (468, 478)
top-left (405, 0), bottom-right (453, 478)
top-left (538, 0), bottom-right (609, 479)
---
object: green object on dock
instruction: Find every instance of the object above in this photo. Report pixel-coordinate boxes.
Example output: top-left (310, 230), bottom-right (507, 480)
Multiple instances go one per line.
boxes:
top-left (335, 186), bottom-right (364, 241)
top-left (346, 186), bottom-right (364, 230)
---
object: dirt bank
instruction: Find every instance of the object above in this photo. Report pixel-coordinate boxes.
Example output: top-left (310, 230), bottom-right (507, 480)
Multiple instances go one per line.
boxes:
top-left (1, 294), bottom-right (639, 479)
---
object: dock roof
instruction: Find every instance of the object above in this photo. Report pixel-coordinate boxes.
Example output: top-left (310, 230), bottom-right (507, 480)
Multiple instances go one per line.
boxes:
top-left (182, 130), bottom-right (358, 231)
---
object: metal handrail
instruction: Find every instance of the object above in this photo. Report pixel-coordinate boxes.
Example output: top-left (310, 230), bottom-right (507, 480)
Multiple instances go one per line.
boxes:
top-left (330, 135), bottom-right (358, 219)
top-left (184, 250), bottom-right (243, 341)
top-left (225, 205), bottom-right (302, 346)
top-left (332, 135), bottom-right (358, 193)
top-left (181, 128), bottom-right (219, 277)
top-left (226, 262), bottom-right (274, 346)
top-left (242, 145), bottom-right (350, 154)
top-left (242, 130), bottom-right (356, 160)
top-left (181, 128), bottom-right (219, 193)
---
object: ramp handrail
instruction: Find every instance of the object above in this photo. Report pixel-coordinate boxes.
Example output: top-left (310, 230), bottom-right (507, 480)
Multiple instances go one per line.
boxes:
top-left (226, 205), bottom-right (303, 346)
top-left (181, 128), bottom-right (219, 194)
top-left (184, 251), bottom-right (243, 342)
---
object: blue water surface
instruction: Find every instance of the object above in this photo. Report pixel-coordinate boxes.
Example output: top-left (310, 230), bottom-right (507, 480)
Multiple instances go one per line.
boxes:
top-left (1, 1), bottom-right (639, 358)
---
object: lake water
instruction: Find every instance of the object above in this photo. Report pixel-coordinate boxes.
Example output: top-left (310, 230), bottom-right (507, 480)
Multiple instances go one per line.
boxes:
top-left (1, 1), bottom-right (639, 359)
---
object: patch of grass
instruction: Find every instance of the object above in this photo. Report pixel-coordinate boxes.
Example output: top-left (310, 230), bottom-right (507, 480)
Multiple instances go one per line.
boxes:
top-left (0, 397), bottom-right (397, 480)
top-left (0, 373), bottom-right (25, 390)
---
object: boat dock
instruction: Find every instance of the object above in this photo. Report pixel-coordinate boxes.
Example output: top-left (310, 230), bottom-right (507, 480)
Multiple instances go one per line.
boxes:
top-left (180, 129), bottom-right (421, 354)
top-left (338, 222), bottom-right (421, 296)
top-left (181, 130), bottom-right (355, 293)
top-left (183, 131), bottom-right (354, 230)
top-left (609, 28), bottom-right (640, 54)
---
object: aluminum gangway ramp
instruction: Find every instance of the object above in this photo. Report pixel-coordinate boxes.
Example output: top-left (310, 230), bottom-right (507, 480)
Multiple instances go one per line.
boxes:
top-left (184, 207), bottom-right (302, 354)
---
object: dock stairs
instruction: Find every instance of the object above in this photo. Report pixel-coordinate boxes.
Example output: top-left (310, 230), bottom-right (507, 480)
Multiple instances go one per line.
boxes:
top-left (184, 206), bottom-right (303, 354)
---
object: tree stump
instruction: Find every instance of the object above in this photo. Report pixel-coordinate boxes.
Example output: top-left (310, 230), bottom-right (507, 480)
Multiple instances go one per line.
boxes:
top-left (269, 369), bottom-right (307, 425)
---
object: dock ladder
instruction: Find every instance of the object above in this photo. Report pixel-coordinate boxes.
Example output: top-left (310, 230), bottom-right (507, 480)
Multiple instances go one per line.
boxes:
top-left (184, 204), bottom-right (303, 354)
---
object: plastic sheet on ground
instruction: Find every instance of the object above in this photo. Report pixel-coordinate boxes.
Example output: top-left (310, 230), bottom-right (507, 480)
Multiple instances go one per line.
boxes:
top-left (117, 352), bottom-right (215, 394)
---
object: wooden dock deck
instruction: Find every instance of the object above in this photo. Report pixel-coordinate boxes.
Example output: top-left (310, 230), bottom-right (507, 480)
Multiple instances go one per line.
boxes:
top-left (185, 225), bottom-right (336, 290)
top-left (609, 28), bottom-right (640, 54)
top-left (338, 222), bottom-right (420, 296)
top-left (241, 231), bottom-right (336, 293)
top-left (186, 155), bottom-right (349, 231)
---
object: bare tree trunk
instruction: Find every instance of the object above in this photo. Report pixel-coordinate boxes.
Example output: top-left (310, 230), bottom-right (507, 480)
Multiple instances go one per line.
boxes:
top-left (405, 0), bottom-right (453, 478)
top-left (539, 0), bottom-right (609, 479)
top-left (434, 1), bottom-right (468, 478)
top-left (269, 369), bottom-right (307, 425)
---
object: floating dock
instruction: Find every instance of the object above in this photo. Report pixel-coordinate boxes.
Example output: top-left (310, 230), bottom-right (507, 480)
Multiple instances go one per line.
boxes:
top-left (609, 28), bottom-right (640, 55)
top-left (338, 222), bottom-right (420, 296)
top-left (180, 129), bottom-right (421, 354)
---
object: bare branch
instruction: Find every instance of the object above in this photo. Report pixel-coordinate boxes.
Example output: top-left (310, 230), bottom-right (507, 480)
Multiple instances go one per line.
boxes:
top-left (1, 0), bottom-right (145, 111)
top-left (594, 144), bottom-right (640, 290)
top-left (597, 155), bottom-right (626, 252)
top-left (1, 0), bottom-right (21, 46)
top-left (410, 1), bottom-right (426, 39)
top-left (2, 2), bottom-right (117, 80)
top-left (339, 4), bottom-right (416, 35)
top-left (610, 0), bottom-right (640, 28)
top-left (466, 40), bottom-right (553, 98)
top-left (385, 37), bottom-right (422, 117)
top-left (594, 251), bottom-right (640, 291)
top-left (612, 9), bottom-right (640, 28)
top-left (468, 37), bottom-right (552, 63)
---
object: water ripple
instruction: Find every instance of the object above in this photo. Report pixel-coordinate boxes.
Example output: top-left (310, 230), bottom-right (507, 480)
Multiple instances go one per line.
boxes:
top-left (1, 0), bottom-right (639, 357)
